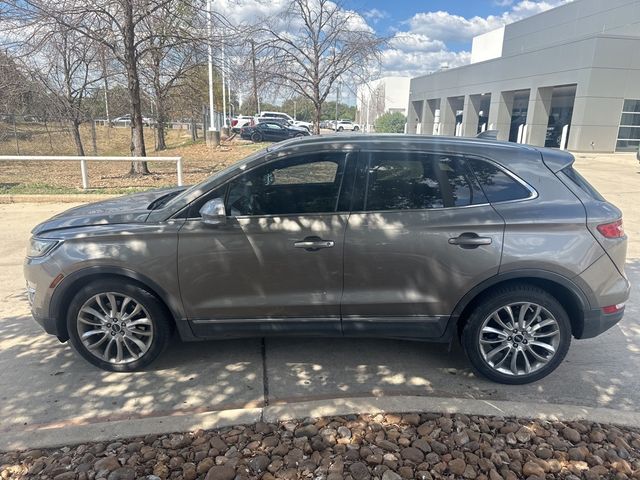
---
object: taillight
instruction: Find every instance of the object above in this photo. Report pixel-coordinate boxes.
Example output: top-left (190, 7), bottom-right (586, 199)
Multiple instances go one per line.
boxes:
top-left (602, 303), bottom-right (625, 314)
top-left (597, 219), bottom-right (624, 238)
top-left (232, 119), bottom-right (238, 126)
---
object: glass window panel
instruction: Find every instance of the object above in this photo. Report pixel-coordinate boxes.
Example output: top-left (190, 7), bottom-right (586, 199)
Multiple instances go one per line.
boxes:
top-left (622, 99), bottom-right (640, 113)
top-left (620, 113), bottom-right (640, 126)
top-left (617, 127), bottom-right (640, 140)
top-left (468, 159), bottom-right (531, 203)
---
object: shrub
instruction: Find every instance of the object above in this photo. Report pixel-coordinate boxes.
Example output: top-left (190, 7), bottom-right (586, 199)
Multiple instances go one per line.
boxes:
top-left (374, 112), bottom-right (407, 133)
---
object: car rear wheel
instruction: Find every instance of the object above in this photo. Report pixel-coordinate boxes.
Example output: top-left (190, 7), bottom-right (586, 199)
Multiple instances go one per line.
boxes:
top-left (295, 133), bottom-right (305, 137)
top-left (251, 132), bottom-right (263, 142)
top-left (338, 126), bottom-right (344, 131)
top-left (67, 279), bottom-right (171, 372)
top-left (353, 126), bottom-right (359, 131)
top-left (462, 284), bottom-right (571, 384)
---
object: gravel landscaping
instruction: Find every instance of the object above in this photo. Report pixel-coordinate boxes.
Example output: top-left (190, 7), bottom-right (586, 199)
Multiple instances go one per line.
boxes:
top-left (2, 412), bottom-right (639, 480)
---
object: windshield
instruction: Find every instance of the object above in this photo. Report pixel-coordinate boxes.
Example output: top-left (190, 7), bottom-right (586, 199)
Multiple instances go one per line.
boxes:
top-left (162, 147), bottom-right (268, 208)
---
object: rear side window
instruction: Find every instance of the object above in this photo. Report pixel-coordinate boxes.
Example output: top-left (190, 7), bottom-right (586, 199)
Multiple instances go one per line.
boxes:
top-left (467, 159), bottom-right (532, 203)
top-left (561, 166), bottom-right (605, 201)
top-left (362, 152), bottom-right (486, 211)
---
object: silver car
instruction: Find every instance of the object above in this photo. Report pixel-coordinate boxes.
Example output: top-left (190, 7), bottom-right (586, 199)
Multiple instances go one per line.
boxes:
top-left (24, 135), bottom-right (630, 384)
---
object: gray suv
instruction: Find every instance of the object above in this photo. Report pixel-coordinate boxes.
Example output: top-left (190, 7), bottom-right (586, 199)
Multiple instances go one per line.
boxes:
top-left (24, 135), bottom-right (629, 384)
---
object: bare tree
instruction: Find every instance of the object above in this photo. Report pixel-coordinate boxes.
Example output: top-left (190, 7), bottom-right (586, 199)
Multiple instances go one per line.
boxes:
top-left (3, 0), bottom-right (219, 174)
top-left (257, 0), bottom-right (383, 133)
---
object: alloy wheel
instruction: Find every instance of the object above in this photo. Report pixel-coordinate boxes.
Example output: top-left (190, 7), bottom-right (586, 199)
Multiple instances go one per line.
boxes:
top-left (76, 292), bottom-right (154, 365)
top-left (478, 302), bottom-right (561, 376)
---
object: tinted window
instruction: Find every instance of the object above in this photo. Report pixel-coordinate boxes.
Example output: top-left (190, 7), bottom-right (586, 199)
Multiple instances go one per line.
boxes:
top-left (226, 153), bottom-right (346, 216)
top-left (561, 166), bottom-right (605, 201)
top-left (467, 159), bottom-right (532, 203)
top-left (364, 152), bottom-right (486, 211)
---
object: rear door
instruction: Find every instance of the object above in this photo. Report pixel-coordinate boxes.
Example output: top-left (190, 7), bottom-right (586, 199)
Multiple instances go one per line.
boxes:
top-left (341, 150), bottom-right (505, 338)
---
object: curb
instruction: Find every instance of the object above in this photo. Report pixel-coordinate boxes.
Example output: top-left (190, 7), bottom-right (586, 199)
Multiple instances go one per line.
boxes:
top-left (0, 194), bottom-right (118, 204)
top-left (3, 395), bottom-right (640, 452)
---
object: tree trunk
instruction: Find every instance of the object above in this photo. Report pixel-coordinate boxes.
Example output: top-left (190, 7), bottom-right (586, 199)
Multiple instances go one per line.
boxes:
top-left (122, 0), bottom-right (149, 175)
top-left (155, 99), bottom-right (166, 151)
top-left (70, 119), bottom-right (86, 156)
top-left (90, 119), bottom-right (98, 155)
top-left (313, 104), bottom-right (321, 135)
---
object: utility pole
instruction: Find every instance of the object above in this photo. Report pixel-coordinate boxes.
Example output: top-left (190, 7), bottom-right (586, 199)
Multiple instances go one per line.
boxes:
top-left (335, 81), bottom-right (340, 132)
top-left (250, 39), bottom-right (259, 114)
top-left (221, 34), bottom-right (227, 134)
top-left (206, 0), bottom-right (219, 146)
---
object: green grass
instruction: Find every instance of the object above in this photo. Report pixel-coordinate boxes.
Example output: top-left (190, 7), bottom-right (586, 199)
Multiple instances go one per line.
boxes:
top-left (0, 183), bottom-right (166, 195)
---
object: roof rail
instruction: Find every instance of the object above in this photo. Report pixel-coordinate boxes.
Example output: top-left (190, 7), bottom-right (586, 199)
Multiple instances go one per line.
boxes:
top-left (476, 130), bottom-right (499, 140)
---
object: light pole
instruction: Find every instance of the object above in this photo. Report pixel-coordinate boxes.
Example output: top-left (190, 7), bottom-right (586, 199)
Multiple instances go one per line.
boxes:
top-left (334, 80), bottom-right (341, 132)
top-left (221, 34), bottom-right (227, 136)
top-left (206, 0), bottom-right (219, 146)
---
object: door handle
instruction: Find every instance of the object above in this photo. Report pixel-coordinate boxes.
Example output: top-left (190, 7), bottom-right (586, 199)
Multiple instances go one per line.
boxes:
top-left (448, 233), bottom-right (492, 248)
top-left (294, 237), bottom-right (335, 251)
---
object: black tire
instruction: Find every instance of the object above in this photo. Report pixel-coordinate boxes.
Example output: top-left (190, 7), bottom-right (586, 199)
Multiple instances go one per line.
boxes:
top-left (295, 133), bottom-right (305, 137)
top-left (251, 132), bottom-right (263, 142)
top-left (461, 283), bottom-right (571, 384)
top-left (353, 126), bottom-right (359, 131)
top-left (66, 279), bottom-right (172, 372)
top-left (338, 126), bottom-right (344, 132)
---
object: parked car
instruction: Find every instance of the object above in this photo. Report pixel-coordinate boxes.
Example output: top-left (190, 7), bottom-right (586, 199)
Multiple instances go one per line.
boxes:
top-left (240, 121), bottom-right (310, 143)
top-left (257, 111), bottom-right (313, 131)
top-left (24, 134), bottom-right (629, 383)
top-left (335, 120), bottom-right (360, 131)
top-left (112, 114), bottom-right (154, 127)
top-left (231, 115), bottom-right (254, 132)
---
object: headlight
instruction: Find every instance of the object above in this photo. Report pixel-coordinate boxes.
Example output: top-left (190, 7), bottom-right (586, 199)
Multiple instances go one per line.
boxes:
top-left (27, 238), bottom-right (60, 258)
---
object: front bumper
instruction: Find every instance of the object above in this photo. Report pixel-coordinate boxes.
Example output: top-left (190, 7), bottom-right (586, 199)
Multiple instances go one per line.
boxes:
top-left (576, 307), bottom-right (625, 339)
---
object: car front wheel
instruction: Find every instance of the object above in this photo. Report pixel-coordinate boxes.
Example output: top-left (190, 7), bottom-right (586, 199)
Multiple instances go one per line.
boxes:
top-left (462, 284), bottom-right (571, 384)
top-left (67, 279), bottom-right (171, 372)
top-left (251, 132), bottom-right (263, 142)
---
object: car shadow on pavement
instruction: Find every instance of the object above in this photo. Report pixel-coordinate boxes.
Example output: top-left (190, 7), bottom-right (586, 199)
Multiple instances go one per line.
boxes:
top-left (1, 261), bottom-right (639, 434)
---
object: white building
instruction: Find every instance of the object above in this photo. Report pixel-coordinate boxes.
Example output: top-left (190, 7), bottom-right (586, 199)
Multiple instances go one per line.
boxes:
top-left (356, 77), bottom-right (410, 131)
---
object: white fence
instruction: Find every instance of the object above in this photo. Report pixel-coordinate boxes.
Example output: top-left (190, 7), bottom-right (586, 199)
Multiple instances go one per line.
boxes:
top-left (0, 155), bottom-right (183, 190)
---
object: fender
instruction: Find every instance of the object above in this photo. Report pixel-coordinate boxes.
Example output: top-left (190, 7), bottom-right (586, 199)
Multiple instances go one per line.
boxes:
top-left (49, 265), bottom-right (196, 341)
top-left (450, 268), bottom-right (594, 320)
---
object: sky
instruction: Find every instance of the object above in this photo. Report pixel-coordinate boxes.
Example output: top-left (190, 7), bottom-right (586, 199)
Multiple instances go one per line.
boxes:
top-left (345, 0), bottom-right (572, 78)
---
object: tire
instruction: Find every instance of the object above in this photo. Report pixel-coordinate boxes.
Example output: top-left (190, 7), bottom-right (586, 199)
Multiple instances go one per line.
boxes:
top-left (295, 133), bottom-right (305, 137)
top-left (461, 283), bottom-right (571, 384)
top-left (338, 126), bottom-right (344, 132)
top-left (251, 132), bottom-right (263, 142)
top-left (66, 279), bottom-right (172, 372)
top-left (353, 126), bottom-right (359, 131)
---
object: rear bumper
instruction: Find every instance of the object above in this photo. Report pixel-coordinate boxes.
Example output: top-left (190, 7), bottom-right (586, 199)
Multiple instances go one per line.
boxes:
top-left (576, 307), bottom-right (625, 339)
top-left (32, 312), bottom-right (63, 338)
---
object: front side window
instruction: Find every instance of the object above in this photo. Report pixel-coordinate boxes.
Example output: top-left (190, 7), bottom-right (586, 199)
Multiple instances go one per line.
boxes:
top-left (467, 159), bottom-right (532, 203)
top-left (363, 152), bottom-right (485, 211)
top-left (226, 152), bottom-right (347, 216)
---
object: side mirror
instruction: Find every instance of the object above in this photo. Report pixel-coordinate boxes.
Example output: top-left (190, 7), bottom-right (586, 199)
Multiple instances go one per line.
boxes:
top-left (199, 198), bottom-right (226, 226)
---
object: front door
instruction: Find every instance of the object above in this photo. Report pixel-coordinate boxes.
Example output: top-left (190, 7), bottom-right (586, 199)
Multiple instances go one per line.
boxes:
top-left (177, 150), bottom-right (355, 337)
top-left (341, 150), bottom-right (505, 338)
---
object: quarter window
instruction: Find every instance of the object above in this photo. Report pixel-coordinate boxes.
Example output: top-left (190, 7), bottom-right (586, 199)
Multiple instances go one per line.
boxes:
top-left (363, 152), bottom-right (486, 211)
top-left (226, 153), bottom-right (346, 216)
top-left (467, 159), bottom-right (532, 203)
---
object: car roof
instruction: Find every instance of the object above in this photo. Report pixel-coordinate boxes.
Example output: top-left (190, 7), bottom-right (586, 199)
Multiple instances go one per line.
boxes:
top-left (265, 133), bottom-right (540, 153)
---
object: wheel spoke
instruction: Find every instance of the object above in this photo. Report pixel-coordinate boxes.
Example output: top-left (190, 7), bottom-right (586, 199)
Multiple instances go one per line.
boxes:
top-left (106, 293), bottom-right (118, 318)
top-left (125, 334), bottom-right (147, 352)
top-left (525, 344), bottom-right (549, 362)
top-left (119, 296), bottom-right (132, 317)
top-left (532, 328), bottom-right (559, 338)
top-left (95, 295), bottom-right (111, 317)
top-left (122, 304), bottom-right (142, 321)
top-left (78, 315), bottom-right (102, 326)
top-left (80, 306), bottom-right (107, 323)
top-left (481, 326), bottom-right (508, 338)
top-left (87, 333), bottom-right (109, 350)
top-left (102, 337), bottom-right (115, 361)
top-left (115, 337), bottom-right (123, 363)
top-left (522, 348), bottom-right (532, 374)
top-left (491, 312), bottom-right (512, 331)
top-left (81, 329), bottom-right (105, 339)
top-left (530, 341), bottom-right (555, 354)
top-left (530, 318), bottom-right (557, 332)
top-left (122, 338), bottom-right (139, 360)
top-left (493, 346), bottom-right (513, 369)
top-left (510, 347), bottom-right (520, 375)
top-left (486, 343), bottom-right (510, 359)
top-left (525, 305), bottom-right (542, 329)
top-left (518, 303), bottom-right (530, 329)
top-left (127, 318), bottom-right (152, 327)
top-left (504, 305), bottom-right (516, 329)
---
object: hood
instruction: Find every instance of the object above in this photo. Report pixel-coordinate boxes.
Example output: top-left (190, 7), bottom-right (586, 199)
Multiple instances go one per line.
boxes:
top-left (32, 186), bottom-right (185, 236)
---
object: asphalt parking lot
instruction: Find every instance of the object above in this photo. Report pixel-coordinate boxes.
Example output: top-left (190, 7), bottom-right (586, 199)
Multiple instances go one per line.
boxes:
top-left (1, 152), bottom-right (639, 441)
